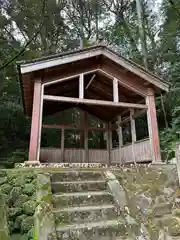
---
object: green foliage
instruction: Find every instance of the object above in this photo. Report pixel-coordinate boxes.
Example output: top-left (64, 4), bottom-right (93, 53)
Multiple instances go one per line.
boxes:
top-left (23, 184), bottom-right (35, 196)
top-left (0, 184), bottom-right (13, 195)
top-left (0, 170), bottom-right (37, 239)
top-left (23, 200), bottom-right (36, 215)
top-left (14, 195), bottom-right (29, 208)
top-left (21, 216), bottom-right (34, 233)
top-left (14, 214), bottom-right (27, 230)
top-left (160, 105), bottom-right (180, 161)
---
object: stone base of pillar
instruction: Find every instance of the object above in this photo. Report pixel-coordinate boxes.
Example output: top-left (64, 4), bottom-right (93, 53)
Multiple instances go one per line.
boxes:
top-left (25, 161), bottom-right (40, 165)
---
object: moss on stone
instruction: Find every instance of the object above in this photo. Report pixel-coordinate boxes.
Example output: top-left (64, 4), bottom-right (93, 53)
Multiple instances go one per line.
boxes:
top-left (0, 169), bottom-right (37, 239)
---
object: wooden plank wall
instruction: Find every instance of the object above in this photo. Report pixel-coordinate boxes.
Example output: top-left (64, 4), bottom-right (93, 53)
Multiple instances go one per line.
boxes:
top-left (40, 139), bottom-right (151, 164)
top-left (40, 148), bottom-right (108, 163)
top-left (89, 150), bottom-right (109, 163)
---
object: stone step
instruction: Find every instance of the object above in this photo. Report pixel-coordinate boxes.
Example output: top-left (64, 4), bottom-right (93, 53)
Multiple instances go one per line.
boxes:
top-left (51, 180), bottom-right (107, 193)
top-left (51, 171), bottom-right (104, 182)
top-left (48, 233), bottom-right (137, 240)
top-left (54, 204), bottom-right (121, 225)
top-left (53, 191), bottom-right (114, 208)
top-left (55, 219), bottom-right (139, 240)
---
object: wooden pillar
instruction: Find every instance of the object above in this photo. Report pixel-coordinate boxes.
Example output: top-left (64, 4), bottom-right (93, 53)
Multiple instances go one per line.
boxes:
top-left (79, 74), bottom-right (84, 99)
top-left (130, 109), bottom-right (136, 164)
top-left (146, 88), bottom-right (161, 162)
top-left (107, 122), bottom-right (112, 165)
top-left (61, 128), bottom-right (65, 162)
top-left (117, 116), bottom-right (123, 164)
top-left (29, 80), bottom-right (43, 162)
top-left (117, 116), bottom-right (123, 147)
top-left (84, 111), bottom-right (89, 163)
top-left (113, 78), bottom-right (119, 103)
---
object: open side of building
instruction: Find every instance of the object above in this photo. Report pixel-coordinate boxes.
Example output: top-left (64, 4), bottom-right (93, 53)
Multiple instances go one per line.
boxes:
top-left (17, 45), bottom-right (169, 164)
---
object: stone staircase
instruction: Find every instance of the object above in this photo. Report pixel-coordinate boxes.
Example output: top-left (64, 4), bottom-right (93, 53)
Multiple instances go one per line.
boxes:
top-left (48, 171), bottom-right (138, 240)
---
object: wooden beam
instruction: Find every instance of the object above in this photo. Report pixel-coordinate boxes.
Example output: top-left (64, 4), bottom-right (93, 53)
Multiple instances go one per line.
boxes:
top-left (43, 95), bottom-right (148, 109)
top-left (113, 78), bottom-right (119, 103)
top-left (100, 66), bottom-right (148, 97)
top-left (79, 74), bottom-right (84, 99)
top-left (29, 80), bottom-right (42, 162)
top-left (42, 124), bottom-right (107, 132)
top-left (146, 88), bottom-right (161, 162)
top-left (103, 50), bottom-right (169, 92)
top-left (86, 74), bottom-right (96, 89)
top-left (114, 108), bottom-right (147, 126)
top-left (21, 49), bottom-right (103, 74)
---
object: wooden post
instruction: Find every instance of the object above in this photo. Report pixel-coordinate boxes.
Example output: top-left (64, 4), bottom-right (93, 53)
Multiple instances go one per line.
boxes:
top-left (113, 78), bottom-right (119, 103)
top-left (29, 79), bottom-right (42, 162)
top-left (117, 116), bottom-right (123, 147)
top-left (79, 74), bottom-right (84, 99)
top-left (130, 109), bottom-right (136, 164)
top-left (61, 128), bottom-right (65, 162)
top-left (176, 143), bottom-right (180, 185)
top-left (117, 116), bottom-right (123, 164)
top-left (84, 111), bottom-right (89, 163)
top-left (107, 122), bottom-right (112, 165)
top-left (146, 88), bottom-right (161, 162)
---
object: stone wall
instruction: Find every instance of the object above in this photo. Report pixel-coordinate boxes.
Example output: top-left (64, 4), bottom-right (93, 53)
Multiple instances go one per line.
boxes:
top-left (114, 164), bottom-right (180, 239)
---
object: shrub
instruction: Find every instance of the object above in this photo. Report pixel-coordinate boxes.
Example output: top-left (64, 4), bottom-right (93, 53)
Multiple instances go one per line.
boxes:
top-left (9, 187), bottom-right (22, 205)
top-left (23, 200), bottom-right (36, 216)
top-left (0, 177), bottom-right (7, 185)
top-left (23, 184), bottom-right (35, 196)
top-left (14, 194), bottom-right (29, 208)
top-left (0, 169), bottom-right (37, 239)
top-left (14, 214), bottom-right (27, 230)
top-left (1, 183), bottom-right (13, 194)
top-left (0, 170), bottom-right (7, 177)
top-left (8, 207), bottom-right (22, 220)
top-left (21, 216), bottom-right (34, 233)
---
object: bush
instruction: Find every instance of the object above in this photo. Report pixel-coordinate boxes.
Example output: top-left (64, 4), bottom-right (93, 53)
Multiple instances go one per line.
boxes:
top-left (14, 214), bottom-right (27, 230)
top-left (1, 183), bottom-right (13, 195)
top-left (14, 194), bottom-right (29, 208)
top-left (9, 187), bottom-right (22, 204)
top-left (8, 207), bottom-right (22, 220)
top-left (0, 169), bottom-right (37, 238)
top-left (23, 200), bottom-right (36, 215)
top-left (0, 177), bottom-right (7, 185)
top-left (21, 216), bottom-right (34, 233)
top-left (27, 227), bottom-right (34, 239)
top-left (0, 170), bottom-right (7, 177)
top-left (23, 184), bottom-right (35, 196)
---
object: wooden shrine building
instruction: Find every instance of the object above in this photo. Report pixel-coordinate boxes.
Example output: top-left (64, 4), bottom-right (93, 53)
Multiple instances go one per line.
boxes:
top-left (17, 45), bottom-right (169, 164)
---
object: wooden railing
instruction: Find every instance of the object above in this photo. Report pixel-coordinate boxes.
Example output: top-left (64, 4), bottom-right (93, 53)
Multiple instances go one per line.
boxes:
top-left (40, 138), bottom-right (152, 164)
top-left (111, 138), bottom-right (152, 164)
